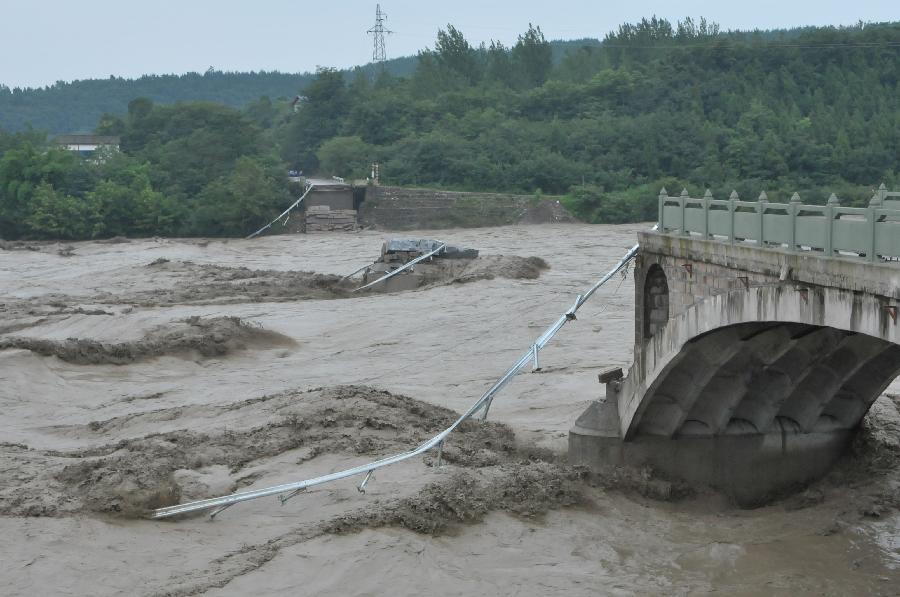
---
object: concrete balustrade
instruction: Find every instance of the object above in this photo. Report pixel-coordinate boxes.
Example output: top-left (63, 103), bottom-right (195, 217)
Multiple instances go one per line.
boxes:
top-left (658, 183), bottom-right (900, 262)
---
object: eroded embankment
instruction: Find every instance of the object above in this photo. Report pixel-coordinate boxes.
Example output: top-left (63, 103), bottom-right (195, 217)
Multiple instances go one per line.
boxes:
top-left (0, 316), bottom-right (293, 364)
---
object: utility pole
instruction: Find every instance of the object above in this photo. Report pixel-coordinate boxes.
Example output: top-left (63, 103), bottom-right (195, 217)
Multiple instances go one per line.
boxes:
top-left (367, 4), bottom-right (392, 65)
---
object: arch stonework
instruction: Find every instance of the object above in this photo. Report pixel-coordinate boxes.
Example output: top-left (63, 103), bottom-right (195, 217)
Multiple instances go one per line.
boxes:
top-left (620, 283), bottom-right (900, 439)
top-left (570, 232), bottom-right (900, 504)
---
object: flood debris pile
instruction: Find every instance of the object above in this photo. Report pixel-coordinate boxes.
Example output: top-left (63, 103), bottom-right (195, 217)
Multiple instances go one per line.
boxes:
top-left (0, 316), bottom-right (292, 364)
top-left (357, 238), bottom-right (549, 292)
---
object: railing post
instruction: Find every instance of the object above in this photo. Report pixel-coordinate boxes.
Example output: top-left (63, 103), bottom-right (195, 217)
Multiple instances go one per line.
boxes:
top-left (702, 189), bottom-right (712, 240)
top-left (825, 193), bottom-right (839, 257)
top-left (729, 190), bottom-right (739, 245)
top-left (757, 190), bottom-right (768, 247)
top-left (658, 187), bottom-right (667, 232)
top-left (680, 188), bottom-right (689, 236)
top-left (869, 185), bottom-right (885, 262)
top-left (789, 192), bottom-right (801, 252)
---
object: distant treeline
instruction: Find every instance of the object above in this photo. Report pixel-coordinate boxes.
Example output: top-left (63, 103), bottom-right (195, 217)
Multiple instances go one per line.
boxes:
top-left (0, 18), bottom-right (898, 239)
top-left (0, 59), bottom-right (420, 134)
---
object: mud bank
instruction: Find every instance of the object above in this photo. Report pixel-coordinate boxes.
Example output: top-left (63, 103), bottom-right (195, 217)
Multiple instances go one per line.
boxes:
top-left (0, 316), bottom-right (292, 364)
top-left (421, 254), bottom-right (549, 286)
top-left (137, 255), bottom-right (549, 305)
top-left (135, 260), bottom-right (356, 305)
top-left (0, 255), bottom-right (549, 321)
top-left (0, 386), bottom-right (519, 517)
top-left (324, 462), bottom-right (585, 535)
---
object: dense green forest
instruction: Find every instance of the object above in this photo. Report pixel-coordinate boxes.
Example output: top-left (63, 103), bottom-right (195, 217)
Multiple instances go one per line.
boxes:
top-left (1, 18), bottom-right (898, 239)
top-left (0, 57), bottom-right (419, 134)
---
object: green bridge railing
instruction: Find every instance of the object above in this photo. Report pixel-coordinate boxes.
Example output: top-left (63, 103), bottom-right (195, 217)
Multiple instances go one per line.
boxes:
top-left (658, 183), bottom-right (900, 262)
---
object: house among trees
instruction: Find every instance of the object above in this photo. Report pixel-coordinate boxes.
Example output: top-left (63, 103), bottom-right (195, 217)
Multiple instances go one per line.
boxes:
top-left (54, 134), bottom-right (120, 156)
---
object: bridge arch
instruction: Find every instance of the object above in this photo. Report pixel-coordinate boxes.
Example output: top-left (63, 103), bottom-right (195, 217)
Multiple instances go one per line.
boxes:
top-left (631, 321), bottom-right (900, 439)
top-left (618, 284), bottom-right (900, 440)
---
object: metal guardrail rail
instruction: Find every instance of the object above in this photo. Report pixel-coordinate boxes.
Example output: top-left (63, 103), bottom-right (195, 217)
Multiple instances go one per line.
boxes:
top-left (246, 185), bottom-right (315, 240)
top-left (341, 262), bottom-right (376, 281)
top-left (151, 239), bottom-right (641, 520)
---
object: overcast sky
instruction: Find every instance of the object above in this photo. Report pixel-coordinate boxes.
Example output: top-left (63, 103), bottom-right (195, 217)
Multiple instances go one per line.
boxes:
top-left (3, 0), bottom-right (897, 89)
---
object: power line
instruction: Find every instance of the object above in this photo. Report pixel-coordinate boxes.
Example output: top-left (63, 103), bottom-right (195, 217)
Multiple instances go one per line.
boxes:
top-left (596, 40), bottom-right (900, 50)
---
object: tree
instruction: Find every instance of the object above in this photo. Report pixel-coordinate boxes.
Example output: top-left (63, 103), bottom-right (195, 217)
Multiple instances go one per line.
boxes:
top-left (316, 136), bottom-right (374, 178)
top-left (433, 25), bottom-right (480, 83)
top-left (280, 68), bottom-right (349, 171)
top-left (191, 156), bottom-right (290, 236)
top-left (24, 183), bottom-right (100, 240)
top-left (486, 41), bottom-right (513, 86)
top-left (512, 24), bottom-right (552, 87)
top-left (127, 97), bottom-right (154, 121)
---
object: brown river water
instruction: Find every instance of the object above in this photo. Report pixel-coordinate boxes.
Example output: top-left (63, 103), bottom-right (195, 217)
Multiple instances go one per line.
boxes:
top-left (1, 223), bottom-right (898, 596)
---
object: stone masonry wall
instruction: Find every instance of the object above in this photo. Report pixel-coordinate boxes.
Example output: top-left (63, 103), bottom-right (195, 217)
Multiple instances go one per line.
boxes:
top-left (358, 186), bottom-right (571, 230)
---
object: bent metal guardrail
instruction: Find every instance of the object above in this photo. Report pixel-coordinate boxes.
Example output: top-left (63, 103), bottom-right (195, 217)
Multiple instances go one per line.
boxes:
top-left (353, 243), bottom-right (447, 292)
top-left (151, 239), bottom-right (642, 520)
top-left (246, 184), bottom-right (315, 239)
top-left (658, 183), bottom-right (900, 262)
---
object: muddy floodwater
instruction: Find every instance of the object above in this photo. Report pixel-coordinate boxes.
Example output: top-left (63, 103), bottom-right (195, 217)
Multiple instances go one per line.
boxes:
top-left (1, 224), bottom-right (899, 596)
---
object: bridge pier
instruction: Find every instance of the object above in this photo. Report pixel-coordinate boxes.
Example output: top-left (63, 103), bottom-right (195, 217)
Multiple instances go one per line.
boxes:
top-left (570, 395), bottom-right (854, 505)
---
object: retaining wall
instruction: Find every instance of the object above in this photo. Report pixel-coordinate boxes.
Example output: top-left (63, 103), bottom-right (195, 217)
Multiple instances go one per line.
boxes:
top-left (358, 186), bottom-right (573, 230)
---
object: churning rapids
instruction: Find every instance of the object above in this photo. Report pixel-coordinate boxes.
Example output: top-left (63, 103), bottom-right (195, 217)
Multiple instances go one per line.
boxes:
top-left (1, 224), bottom-right (898, 596)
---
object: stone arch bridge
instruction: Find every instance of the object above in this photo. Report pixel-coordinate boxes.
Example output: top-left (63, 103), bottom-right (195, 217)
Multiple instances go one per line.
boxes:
top-left (570, 185), bottom-right (900, 503)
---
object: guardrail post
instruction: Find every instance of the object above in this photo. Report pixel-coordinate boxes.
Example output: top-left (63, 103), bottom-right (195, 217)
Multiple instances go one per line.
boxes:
top-left (680, 188), bottom-right (689, 235)
top-left (869, 187), bottom-right (884, 262)
top-left (789, 192), bottom-right (801, 252)
top-left (658, 187), bottom-right (667, 232)
top-left (729, 190), bottom-right (739, 245)
top-left (757, 191), bottom-right (768, 246)
top-left (702, 189), bottom-right (712, 240)
top-left (825, 193), bottom-right (839, 257)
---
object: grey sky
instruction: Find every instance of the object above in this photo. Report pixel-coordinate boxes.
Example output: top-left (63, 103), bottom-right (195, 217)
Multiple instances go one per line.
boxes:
top-left (3, 0), bottom-right (897, 89)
